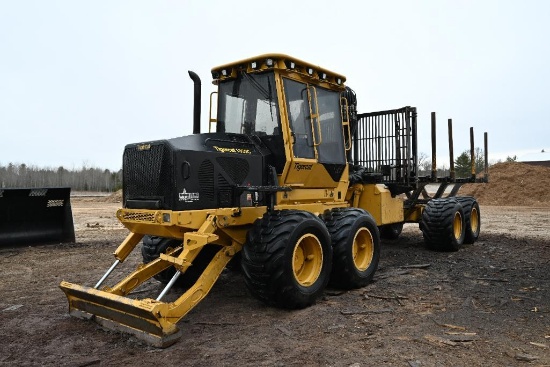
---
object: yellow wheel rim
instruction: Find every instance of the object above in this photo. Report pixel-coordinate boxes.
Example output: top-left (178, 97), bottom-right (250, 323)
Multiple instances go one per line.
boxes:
top-left (292, 234), bottom-right (323, 286)
top-left (352, 228), bottom-right (374, 271)
top-left (453, 212), bottom-right (463, 240)
top-left (470, 207), bottom-right (480, 234)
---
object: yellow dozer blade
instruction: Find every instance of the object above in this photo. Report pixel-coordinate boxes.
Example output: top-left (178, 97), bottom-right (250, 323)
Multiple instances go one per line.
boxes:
top-left (60, 217), bottom-right (239, 347)
top-left (60, 281), bottom-right (182, 347)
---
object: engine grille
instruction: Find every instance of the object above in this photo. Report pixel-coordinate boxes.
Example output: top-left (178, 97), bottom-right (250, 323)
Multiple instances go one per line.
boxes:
top-left (123, 143), bottom-right (173, 206)
top-left (198, 160), bottom-right (215, 201)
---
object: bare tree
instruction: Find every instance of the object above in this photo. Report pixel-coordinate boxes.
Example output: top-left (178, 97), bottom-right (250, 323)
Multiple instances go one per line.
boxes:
top-left (0, 163), bottom-right (122, 192)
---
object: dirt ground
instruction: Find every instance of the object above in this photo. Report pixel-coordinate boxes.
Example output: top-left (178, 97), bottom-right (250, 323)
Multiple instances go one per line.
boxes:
top-left (0, 200), bottom-right (547, 366)
top-left (0, 162), bottom-right (549, 366)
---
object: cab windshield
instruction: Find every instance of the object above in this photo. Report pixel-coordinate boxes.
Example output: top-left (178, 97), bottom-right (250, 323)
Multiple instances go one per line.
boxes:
top-left (217, 72), bottom-right (280, 136)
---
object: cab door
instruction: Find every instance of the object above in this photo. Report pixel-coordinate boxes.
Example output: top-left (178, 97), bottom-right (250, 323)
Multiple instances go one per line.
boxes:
top-left (282, 78), bottom-right (347, 188)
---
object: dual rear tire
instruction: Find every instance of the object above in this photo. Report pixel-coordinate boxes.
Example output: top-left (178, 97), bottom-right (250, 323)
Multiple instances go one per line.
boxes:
top-left (323, 208), bottom-right (380, 289)
top-left (455, 196), bottom-right (481, 244)
top-left (421, 197), bottom-right (481, 251)
top-left (241, 209), bottom-right (381, 309)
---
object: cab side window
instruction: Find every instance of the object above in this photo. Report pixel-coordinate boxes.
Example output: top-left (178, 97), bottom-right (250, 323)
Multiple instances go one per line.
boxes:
top-left (283, 78), bottom-right (315, 159)
top-left (316, 88), bottom-right (346, 165)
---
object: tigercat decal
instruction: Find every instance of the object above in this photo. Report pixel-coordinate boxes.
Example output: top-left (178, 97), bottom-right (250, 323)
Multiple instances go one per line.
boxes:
top-left (294, 163), bottom-right (313, 171)
top-left (213, 146), bottom-right (251, 154)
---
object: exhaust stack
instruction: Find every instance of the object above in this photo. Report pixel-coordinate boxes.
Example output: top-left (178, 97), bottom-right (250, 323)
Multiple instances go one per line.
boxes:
top-left (188, 71), bottom-right (201, 134)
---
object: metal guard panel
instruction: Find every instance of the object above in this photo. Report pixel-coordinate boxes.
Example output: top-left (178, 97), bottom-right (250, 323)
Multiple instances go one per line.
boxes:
top-left (353, 106), bottom-right (417, 186)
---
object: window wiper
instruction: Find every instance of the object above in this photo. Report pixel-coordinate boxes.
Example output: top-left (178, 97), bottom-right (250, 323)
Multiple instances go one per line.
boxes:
top-left (241, 71), bottom-right (271, 100)
top-left (241, 71), bottom-right (276, 121)
top-left (267, 77), bottom-right (274, 121)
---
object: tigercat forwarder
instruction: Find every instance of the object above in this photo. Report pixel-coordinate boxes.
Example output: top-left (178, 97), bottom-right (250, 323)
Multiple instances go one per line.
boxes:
top-left (60, 54), bottom-right (488, 347)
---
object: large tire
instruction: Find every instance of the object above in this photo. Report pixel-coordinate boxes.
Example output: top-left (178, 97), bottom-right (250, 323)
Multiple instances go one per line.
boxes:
top-left (421, 198), bottom-right (465, 252)
top-left (241, 210), bottom-right (332, 309)
top-left (323, 208), bottom-right (381, 289)
top-left (455, 196), bottom-right (480, 244)
top-left (379, 222), bottom-right (404, 240)
top-left (141, 235), bottom-right (219, 287)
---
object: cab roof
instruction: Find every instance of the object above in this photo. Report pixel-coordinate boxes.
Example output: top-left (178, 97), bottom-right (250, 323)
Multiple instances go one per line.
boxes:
top-left (211, 53), bottom-right (347, 89)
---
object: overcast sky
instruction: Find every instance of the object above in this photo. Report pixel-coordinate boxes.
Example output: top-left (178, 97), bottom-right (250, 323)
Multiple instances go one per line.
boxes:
top-left (1, 0), bottom-right (549, 171)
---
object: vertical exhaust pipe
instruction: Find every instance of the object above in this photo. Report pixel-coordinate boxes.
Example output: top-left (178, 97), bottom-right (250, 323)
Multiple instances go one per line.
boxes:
top-left (188, 71), bottom-right (201, 134)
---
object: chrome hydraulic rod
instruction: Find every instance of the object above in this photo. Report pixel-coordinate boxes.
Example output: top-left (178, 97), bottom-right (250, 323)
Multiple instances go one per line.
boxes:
top-left (94, 260), bottom-right (120, 289)
top-left (156, 270), bottom-right (182, 301)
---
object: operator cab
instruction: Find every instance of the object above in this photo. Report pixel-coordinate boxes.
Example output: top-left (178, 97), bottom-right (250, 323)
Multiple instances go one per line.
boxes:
top-left (211, 54), bottom-right (351, 190)
top-left (215, 71), bottom-right (286, 173)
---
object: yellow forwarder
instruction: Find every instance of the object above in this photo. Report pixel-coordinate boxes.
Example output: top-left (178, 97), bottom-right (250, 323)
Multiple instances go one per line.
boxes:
top-left (60, 54), bottom-right (487, 347)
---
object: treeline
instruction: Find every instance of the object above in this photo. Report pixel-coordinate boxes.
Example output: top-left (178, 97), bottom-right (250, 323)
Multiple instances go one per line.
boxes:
top-left (418, 148), bottom-right (517, 178)
top-left (0, 163), bottom-right (122, 192)
top-left (417, 148), bottom-right (487, 178)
